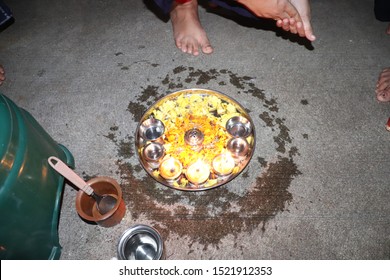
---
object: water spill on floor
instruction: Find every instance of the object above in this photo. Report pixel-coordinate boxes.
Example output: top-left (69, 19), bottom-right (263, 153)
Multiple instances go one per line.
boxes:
top-left (104, 66), bottom-right (302, 250)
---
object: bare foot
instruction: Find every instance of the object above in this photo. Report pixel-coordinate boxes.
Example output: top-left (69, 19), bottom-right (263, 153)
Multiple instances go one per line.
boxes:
top-left (386, 23), bottom-right (390, 35)
top-left (237, 0), bottom-right (304, 34)
top-left (288, 0), bottom-right (315, 41)
top-left (376, 68), bottom-right (390, 102)
top-left (237, 0), bottom-right (301, 20)
top-left (170, 0), bottom-right (213, 56)
top-left (0, 65), bottom-right (5, 85)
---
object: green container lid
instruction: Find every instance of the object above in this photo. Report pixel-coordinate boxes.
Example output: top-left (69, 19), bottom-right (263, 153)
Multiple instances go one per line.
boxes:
top-left (0, 94), bottom-right (74, 259)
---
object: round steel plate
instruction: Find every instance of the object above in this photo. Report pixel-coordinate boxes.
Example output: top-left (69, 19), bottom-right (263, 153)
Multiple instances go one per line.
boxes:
top-left (135, 89), bottom-right (255, 191)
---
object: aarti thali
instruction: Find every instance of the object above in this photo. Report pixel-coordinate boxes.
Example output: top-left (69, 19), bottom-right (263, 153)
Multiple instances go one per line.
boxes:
top-left (135, 89), bottom-right (255, 191)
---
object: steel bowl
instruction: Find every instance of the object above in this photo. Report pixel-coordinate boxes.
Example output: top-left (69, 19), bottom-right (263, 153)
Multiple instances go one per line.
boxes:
top-left (227, 137), bottom-right (250, 158)
top-left (117, 224), bottom-right (163, 260)
top-left (226, 116), bottom-right (252, 138)
top-left (142, 142), bottom-right (165, 169)
top-left (138, 118), bottom-right (165, 141)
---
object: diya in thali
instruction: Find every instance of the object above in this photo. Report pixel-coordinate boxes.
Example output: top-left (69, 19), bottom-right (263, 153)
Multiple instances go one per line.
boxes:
top-left (135, 89), bottom-right (255, 191)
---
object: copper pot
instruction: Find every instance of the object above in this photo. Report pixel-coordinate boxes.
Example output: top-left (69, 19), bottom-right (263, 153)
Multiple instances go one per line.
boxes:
top-left (75, 176), bottom-right (126, 227)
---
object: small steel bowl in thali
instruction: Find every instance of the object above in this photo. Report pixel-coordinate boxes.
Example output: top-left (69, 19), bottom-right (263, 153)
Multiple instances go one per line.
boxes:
top-left (135, 88), bottom-right (255, 191)
top-left (226, 116), bottom-right (252, 138)
top-left (138, 118), bottom-right (165, 141)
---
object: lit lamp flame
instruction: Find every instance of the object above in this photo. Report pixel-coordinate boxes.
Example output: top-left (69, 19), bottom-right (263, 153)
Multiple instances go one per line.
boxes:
top-left (186, 159), bottom-right (210, 185)
top-left (159, 157), bottom-right (182, 180)
top-left (212, 153), bottom-right (235, 176)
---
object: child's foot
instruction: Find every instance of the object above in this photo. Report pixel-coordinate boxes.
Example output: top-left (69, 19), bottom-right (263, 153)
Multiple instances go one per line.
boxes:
top-left (170, 0), bottom-right (213, 56)
top-left (0, 65), bottom-right (5, 85)
top-left (376, 68), bottom-right (390, 102)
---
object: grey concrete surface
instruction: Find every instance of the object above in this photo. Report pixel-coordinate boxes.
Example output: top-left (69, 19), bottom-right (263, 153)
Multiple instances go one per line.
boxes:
top-left (0, 0), bottom-right (389, 260)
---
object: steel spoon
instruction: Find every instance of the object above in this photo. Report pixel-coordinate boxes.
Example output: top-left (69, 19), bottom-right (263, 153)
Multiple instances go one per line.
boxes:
top-left (48, 156), bottom-right (117, 215)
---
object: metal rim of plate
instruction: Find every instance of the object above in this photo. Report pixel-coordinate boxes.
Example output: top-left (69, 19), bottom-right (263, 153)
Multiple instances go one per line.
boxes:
top-left (135, 88), bottom-right (256, 191)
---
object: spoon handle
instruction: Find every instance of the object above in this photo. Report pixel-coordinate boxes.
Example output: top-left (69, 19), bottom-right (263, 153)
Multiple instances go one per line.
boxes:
top-left (48, 156), bottom-right (94, 195)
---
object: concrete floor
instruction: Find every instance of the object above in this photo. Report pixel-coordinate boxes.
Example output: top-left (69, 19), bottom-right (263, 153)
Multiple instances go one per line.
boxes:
top-left (0, 0), bottom-right (389, 260)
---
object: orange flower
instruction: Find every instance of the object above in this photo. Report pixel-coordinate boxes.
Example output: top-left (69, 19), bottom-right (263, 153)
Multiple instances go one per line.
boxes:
top-left (163, 113), bottom-right (228, 168)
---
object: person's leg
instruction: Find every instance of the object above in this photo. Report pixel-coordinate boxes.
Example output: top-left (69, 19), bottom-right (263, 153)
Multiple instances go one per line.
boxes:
top-left (373, 0), bottom-right (390, 101)
top-left (0, 65), bottom-right (5, 85)
top-left (0, 0), bottom-right (14, 32)
top-left (152, 0), bottom-right (316, 56)
top-left (376, 68), bottom-right (390, 102)
top-left (374, 0), bottom-right (390, 21)
top-left (374, 0), bottom-right (390, 33)
top-left (170, 0), bottom-right (213, 56)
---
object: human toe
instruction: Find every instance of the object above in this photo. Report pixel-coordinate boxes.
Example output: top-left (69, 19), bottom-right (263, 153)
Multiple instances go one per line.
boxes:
top-left (288, 18), bottom-right (298, 34)
top-left (295, 21), bottom-right (306, 37)
top-left (202, 44), bottom-right (213, 54)
top-left (281, 18), bottom-right (291, 32)
top-left (303, 22), bottom-right (316, 41)
top-left (306, 31), bottom-right (316, 41)
top-left (180, 44), bottom-right (188, 53)
top-left (191, 45), bottom-right (200, 56)
top-left (376, 90), bottom-right (390, 102)
top-left (185, 43), bottom-right (194, 55)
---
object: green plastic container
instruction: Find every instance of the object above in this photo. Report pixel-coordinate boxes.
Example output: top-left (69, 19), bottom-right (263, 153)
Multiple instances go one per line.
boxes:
top-left (0, 94), bottom-right (74, 260)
